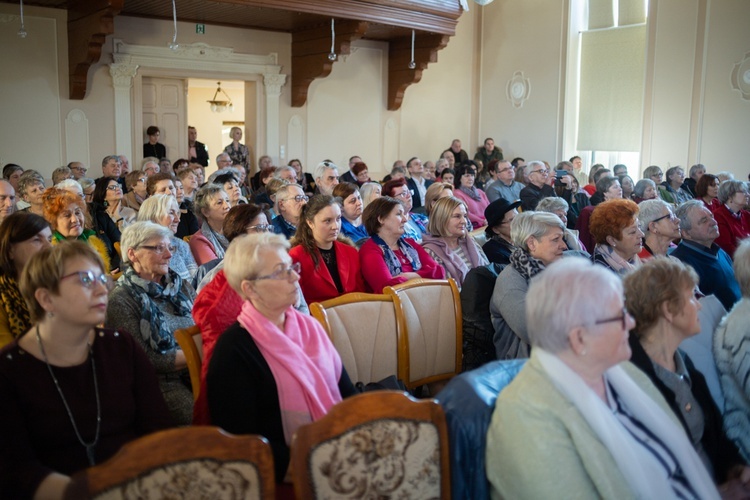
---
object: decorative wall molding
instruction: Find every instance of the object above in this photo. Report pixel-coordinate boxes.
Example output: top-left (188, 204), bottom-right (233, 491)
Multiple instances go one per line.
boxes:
top-left (506, 71), bottom-right (531, 108)
top-left (730, 52), bottom-right (750, 101)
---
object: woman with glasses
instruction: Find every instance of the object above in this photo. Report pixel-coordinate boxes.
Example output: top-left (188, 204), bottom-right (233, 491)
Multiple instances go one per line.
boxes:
top-left (713, 180), bottom-right (750, 258)
top-left (122, 170), bottom-right (148, 211)
top-left (0, 242), bottom-right (173, 499)
top-left (333, 182), bottom-right (368, 245)
top-left (589, 199), bottom-right (644, 275)
top-left (624, 258), bottom-right (749, 487)
top-left (43, 188), bottom-right (114, 273)
top-left (487, 258), bottom-right (720, 499)
top-left (453, 161), bottom-right (490, 227)
top-left (106, 221), bottom-right (196, 425)
top-left (382, 178), bottom-right (429, 243)
top-left (636, 199), bottom-right (681, 259)
top-left (92, 176), bottom-right (136, 232)
top-left (206, 232), bottom-right (356, 483)
top-left (659, 166), bottom-right (693, 206)
top-left (289, 195), bottom-right (365, 304)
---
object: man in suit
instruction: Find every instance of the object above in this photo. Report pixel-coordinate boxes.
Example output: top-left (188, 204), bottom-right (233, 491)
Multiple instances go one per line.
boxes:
top-left (339, 155), bottom-right (362, 184)
top-left (405, 156), bottom-right (433, 213)
top-left (188, 126), bottom-right (209, 167)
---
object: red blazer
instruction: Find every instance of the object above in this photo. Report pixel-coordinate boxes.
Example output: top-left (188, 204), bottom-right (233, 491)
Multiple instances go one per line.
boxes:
top-left (289, 241), bottom-right (365, 305)
top-left (713, 204), bottom-right (750, 258)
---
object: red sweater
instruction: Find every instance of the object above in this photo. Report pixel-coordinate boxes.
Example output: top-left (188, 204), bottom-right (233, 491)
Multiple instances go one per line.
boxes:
top-left (289, 241), bottom-right (366, 305)
top-left (359, 237), bottom-right (445, 293)
top-left (713, 204), bottom-right (750, 258)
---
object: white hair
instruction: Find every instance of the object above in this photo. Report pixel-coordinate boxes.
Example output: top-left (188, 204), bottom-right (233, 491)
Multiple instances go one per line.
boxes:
top-left (224, 232), bottom-right (291, 297)
top-left (137, 194), bottom-right (179, 224)
top-left (510, 211), bottom-right (565, 251)
top-left (120, 221), bottom-right (172, 264)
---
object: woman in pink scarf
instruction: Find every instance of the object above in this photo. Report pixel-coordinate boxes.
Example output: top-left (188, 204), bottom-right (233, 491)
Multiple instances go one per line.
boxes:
top-left (205, 232), bottom-right (356, 483)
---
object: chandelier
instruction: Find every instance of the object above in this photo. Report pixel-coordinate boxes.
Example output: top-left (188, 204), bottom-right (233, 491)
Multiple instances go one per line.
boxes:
top-left (207, 82), bottom-right (234, 113)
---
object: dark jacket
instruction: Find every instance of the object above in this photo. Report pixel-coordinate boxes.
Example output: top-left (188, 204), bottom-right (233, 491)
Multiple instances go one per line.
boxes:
top-left (190, 141), bottom-right (209, 167)
top-left (89, 202), bottom-right (121, 270)
top-left (176, 201), bottom-right (200, 239)
top-left (406, 177), bottom-right (434, 209)
top-left (519, 183), bottom-right (555, 212)
top-left (482, 236), bottom-right (514, 267)
top-left (460, 263), bottom-right (505, 371)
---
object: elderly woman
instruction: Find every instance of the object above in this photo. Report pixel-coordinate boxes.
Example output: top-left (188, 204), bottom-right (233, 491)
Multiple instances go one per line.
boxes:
top-left (351, 162), bottom-right (370, 187)
top-left (637, 199), bottom-right (681, 259)
top-left (359, 196), bottom-right (444, 293)
top-left (91, 176), bottom-right (136, 232)
top-left (576, 175), bottom-right (623, 250)
top-left (624, 258), bottom-right (749, 485)
top-left (333, 182), bottom-right (368, 243)
top-left (137, 194), bottom-right (197, 281)
top-left (359, 181), bottom-right (382, 209)
top-left (424, 181), bottom-right (454, 216)
top-left (190, 184), bottom-right (231, 265)
top-left (633, 178), bottom-right (658, 204)
top-left (536, 197), bottom-right (586, 252)
top-left (43, 188), bottom-right (113, 272)
top-left (715, 241), bottom-right (750, 463)
top-left (714, 180), bottom-right (750, 258)
top-left (696, 173), bottom-right (721, 211)
top-left (1, 242), bottom-right (172, 498)
top-left (589, 198), bottom-right (644, 274)
top-left (289, 195), bottom-right (365, 304)
top-left (106, 221), bottom-right (195, 424)
top-left (18, 171), bottom-right (46, 216)
top-left (660, 166), bottom-right (693, 205)
top-left (482, 198), bottom-right (519, 266)
top-left (206, 232), bottom-right (356, 482)
top-left (213, 170), bottom-right (246, 207)
top-left (486, 258), bottom-right (720, 499)
top-left (490, 211), bottom-right (567, 359)
top-left (3, 163), bottom-right (23, 191)
top-left (0, 212), bottom-right (51, 348)
top-left (453, 161), bottom-right (490, 227)
top-left (381, 178), bottom-right (428, 243)
top-left (422, 197), bottom-right (488, 288)
top-left (122, 170), bottom-right (148, 211)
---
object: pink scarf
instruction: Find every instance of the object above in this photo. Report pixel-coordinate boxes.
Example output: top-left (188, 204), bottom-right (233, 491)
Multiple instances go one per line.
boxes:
top-left (237, 301), bottom-right (343, 444)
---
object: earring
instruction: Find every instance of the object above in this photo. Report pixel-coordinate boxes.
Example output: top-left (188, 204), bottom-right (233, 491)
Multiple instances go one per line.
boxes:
top-left (580, 349), bottom-right (586, 356)
top-left (47, 311), bottom-right (54, 319)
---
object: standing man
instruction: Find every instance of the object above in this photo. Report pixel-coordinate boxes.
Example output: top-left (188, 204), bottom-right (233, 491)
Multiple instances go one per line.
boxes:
top-left (339, 155), bottom-right (362, 184)
top-left (485, 161), bottom-right (523, 203)
top-left (474, 138), bottom-right (503, 170)
top-left (405, 156), bottom-right (433, 212)
top-left (272, 184), bottom-right (308, 239)
top-left (314, 161), bottom-right (339, 196)
top-left (0, 180), bottom-right (16, 224)
top-left (188, 126), bottom-right (209, 167)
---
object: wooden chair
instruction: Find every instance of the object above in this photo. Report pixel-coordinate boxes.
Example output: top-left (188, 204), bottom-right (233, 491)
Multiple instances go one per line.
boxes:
top-left (310, 293), bottom-right (404, 385)
top-left (183, 235), bottom-right (192, 243)
top-left (290, 391), bottom-right (450, 499)
top-left (65, 427), bottom-right (275, 500)
top-left (384, 278), bottom-right (462, 389)
top-left (174, 325), bottom-right (202, 401)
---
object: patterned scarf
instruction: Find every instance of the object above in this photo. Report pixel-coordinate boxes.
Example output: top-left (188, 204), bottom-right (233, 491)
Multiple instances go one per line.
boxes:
top-left (459, 185), bottom-right (482, 202)
top-left (121, 266), bottom-right (194, 352)
top-left (0, 275), bottom-right (30, 340)
top-left (200, 221), bottom-right (229, 260)
top-left (371, 234), bottom-right (422, 277)
top-left (509, 247), bottom-right (545, 282)
top-left (594, 244), bottom-right (640, 275)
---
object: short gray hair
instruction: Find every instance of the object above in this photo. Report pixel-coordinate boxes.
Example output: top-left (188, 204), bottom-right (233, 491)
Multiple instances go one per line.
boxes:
top-left (224, 232), bottom-right (291, 298)
top-left (137, 194), bottom-right (179, 224)
top-left (527, 257), bottom-right (623, 353)
top-left (101, 155), bottom-right (120, 168)
top-left (77, 177), bottom-right (95, 190)
top-left (141, 157), bottom-right (159, 169)
top-left (55, 179), bottom-right (83, 195)
top-left (274, 166), bottom-right (297, 179)
top-left (194, 184), bottom-right (227, 217)
top-left (510, 211), bottom-right (565, 251)
top-left (17, 171), bottom-right (45, 197)
top-left (734, 240), bottom-right (750, 297)
top-left (120, 221), bottom-right (172, 264)
top-left (216, 152), bottom-right (231, 164)
top-left (524, 161), bottom-right (545, 177)
top-left (718, 180), bottom-right (748, 204)
top-left (716, 171), bottom-right (735, 183)
top-left (314, 161), bottom-right (338, 182)
top-left (275, 183), bottom-right (304, 201)
top-left (637, 199), bottom-right (672, 234)
top-left (633, 178), bottom-right (656, 199)
top-left (536, 197), bottom-right (569, 214)
top-left (674, 199), bottom-right (705, 232)
top-left (689, 164), bottom-right (706, 179)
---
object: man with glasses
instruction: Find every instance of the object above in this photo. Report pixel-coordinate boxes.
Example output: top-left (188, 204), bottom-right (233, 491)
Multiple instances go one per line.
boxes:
top-left (68, 161), bottom-right (88, 180)
top-left (520, 160), bottom-right (558, 211)
top-left (486, 160), bottom-right (523, 203)
top-left (273, 184), bottom-right (308, 239)
top-left (314, 161), bottom-right (339, 196)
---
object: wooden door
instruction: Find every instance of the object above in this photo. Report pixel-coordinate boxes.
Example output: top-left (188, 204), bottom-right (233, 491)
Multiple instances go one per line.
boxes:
top-left (142, 77), bottom-right (186, 162)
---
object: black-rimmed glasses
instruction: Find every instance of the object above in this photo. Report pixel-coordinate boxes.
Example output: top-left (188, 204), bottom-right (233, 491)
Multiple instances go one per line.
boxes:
top-left (593, 307), bottom-right (629, 330)
top-left (651, 212), bottom-right (677, 224)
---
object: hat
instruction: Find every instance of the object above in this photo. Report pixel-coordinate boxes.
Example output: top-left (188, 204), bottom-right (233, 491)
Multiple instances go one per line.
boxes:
top-left (484, 198), bottom-right (521, 229)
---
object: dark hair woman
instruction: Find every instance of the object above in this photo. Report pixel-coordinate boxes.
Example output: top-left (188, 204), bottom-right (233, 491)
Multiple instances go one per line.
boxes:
top-left (453, 161), bottom-right (490, 227)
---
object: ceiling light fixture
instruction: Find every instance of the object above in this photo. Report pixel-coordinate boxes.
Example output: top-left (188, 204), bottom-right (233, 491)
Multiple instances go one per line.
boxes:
top-left (207, 82), bottom-right (234, 113)
top-left (168, 0), bottom-right (179, 50)
top-left (18, 0), bottom-right (27, 38)
top-left (328, 18), bottom-right (336, 61)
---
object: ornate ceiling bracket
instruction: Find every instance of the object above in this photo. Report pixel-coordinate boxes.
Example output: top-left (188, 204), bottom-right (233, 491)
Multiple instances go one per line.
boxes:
top-left (291, 20), bottom-right (369, 107)
top-left (387, 33), bottom-right (450, 111)
top-left (67, 0), bottom-right (124, 100)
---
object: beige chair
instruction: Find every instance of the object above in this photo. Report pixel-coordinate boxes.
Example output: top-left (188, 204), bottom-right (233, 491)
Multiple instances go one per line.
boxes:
top-left (65, 427), bottom-right (275, 500)
top-left (174, 325), bottom-right (203, 401)
top-left (310, 292), bottom-right (403, 385)
top-left (384, 278), bottom-right (462, 389)
top-left (290, 391), bottom-right (450, 499)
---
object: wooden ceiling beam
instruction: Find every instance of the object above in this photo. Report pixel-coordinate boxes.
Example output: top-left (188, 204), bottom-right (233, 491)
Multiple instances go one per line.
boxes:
top-left (291, 20), bottom-right (368, 107)
top-left (388, 33), bottom-right (450, 111)
top-left (67, 0), bottom-right (123, 99)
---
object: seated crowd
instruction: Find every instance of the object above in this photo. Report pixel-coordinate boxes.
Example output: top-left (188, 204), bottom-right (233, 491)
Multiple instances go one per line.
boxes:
top-left (3, 146), bottom-right (750, 498)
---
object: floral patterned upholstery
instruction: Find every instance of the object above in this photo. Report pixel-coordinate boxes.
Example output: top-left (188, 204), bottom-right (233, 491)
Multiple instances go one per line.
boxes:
top-left (307, 419), bottom-right (441, 499)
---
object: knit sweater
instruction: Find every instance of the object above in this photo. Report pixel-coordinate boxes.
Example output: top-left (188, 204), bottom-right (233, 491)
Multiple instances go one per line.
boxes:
top-left (671, 240), bottom-right (741, 311)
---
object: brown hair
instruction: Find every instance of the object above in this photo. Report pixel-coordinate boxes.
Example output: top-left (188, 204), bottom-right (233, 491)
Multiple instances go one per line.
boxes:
top-left (146, 172), bottom-right (175, 196)
top-left (0, 212), bottom-right (50, 278)
top-left (382, 178), bottom-right (407, 198)
top-left (290, 194), bottom-right (340, 267)
top-left (332, 182), bottom-right (359, 201)
top-left (695, 173), bottom-right (719, 199)
top-left (362, 196), bottom-right (402, 236)
top-left (222, 203), bottom-right (269, 242)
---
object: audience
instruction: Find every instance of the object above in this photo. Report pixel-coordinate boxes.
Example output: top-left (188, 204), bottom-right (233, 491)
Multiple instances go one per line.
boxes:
top-left (382, 178), bottom-right (428, 243)
top-left (272, 183), bottom-right (307, 239)
top-left (121, 170), bottom-right (148, 211)
top-left (683, 163), bottom-right (706, 198)
top-left (453, 161), bottom-right (490, 227)
top-left (713, 180), bottom-right (750, 258)
top-left (359, 181), bottom-right (382, 209)
top-left (576, 175), bottom-right (623, 250)
top-left (106, 222), bottom-right (195, 425)
top-left (1, 242), bottom-right (173, 498)
top-left (18, 170), bottom-right (46, 216)
top-left (143, 126), bottom-right (166, 159)
top-left (405, 157), bottom-right (433, 212)
top-left (333, 183), bottom-right (367, 244)
top-left (0, 179), bottom-right (16, 224)
top-left (92, 176), bottom-right (136, 232)
top-left (190, 184), bottom-right (231, 265)
top-left (696, 173), bottom-right (721, 211)
top-left (485, 160), bottom-right (523, 204)
top-left (482, 198), bottom-right (519, 266)
top-left (636, 199), bottom-right (681, 259)
top-left (536, 197), bottom-right (586, 252)
top-left (289, 195), bottom-right (365, 304)
top-left (288, 159), bottom-right (315, 195)
top-left (486, 258), bottom-right (719, 499)
top-left (314, 161), bottom-right (339, 196)
top-left (223, 126), bottom-right (251, 172)
top-left (490, 211), bottom-right (567, 359)
top-left (519, 161), bottom-right (555, 212)
top-left (3, 163), bottom-right (23, 191)
top-left (660, 166), bottom-right (693, 205)
top-left (589, 199), bottom-right (643, 275)
top-left (206, 232), bottom-right (356, 482)
top-left (632, 178), bottom-right (658, 204)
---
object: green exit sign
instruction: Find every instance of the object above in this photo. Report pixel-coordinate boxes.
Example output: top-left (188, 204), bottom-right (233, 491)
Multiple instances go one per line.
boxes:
top-left (196, 24), bottom-right (205, 34)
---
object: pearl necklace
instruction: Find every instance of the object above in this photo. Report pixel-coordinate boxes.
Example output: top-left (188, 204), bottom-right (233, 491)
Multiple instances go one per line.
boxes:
top-left (36, 325), bottom-right (101, 466)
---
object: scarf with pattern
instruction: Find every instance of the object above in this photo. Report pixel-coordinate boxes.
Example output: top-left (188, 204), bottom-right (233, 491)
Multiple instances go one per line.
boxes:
top-left (459, 185), bottom-right (482, 202)
top-left (121, 266), bottom-right (193, 352)
top-left (200, 221), bottom-right (229, 260)
top-left (0, 275), bottom-right (31, 340)
top-left (509, 246), bottom-right (546, 282)
top-left (371, 234), bottom-right (422, 278)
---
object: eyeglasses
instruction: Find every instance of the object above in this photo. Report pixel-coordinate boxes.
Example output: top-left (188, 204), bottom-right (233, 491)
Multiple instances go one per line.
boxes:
top-left (247, 224), bottom-right (273, 233)
top-left (251, 262), bottom-right (301, 281)
top-left (106, 184), bottom-right (121, 191)
top-left (593, 307), bottom-right (629, 330)
top-left (289, 195), bottom-right (309, 203)
top-left (61, 270), bottom-right (114, 290)
top-left (531, 169), bottom-right (550, 176)
top-left (139, 244), bottom-right (175, 255)
top-left (72, 167), bottom-right (87, 173)
top-left (651, 172), bottom-right (663, 178)
top-left (651, 212), bottom-right (677, 224)
top-left (394, 191), bottom-right (412, 199)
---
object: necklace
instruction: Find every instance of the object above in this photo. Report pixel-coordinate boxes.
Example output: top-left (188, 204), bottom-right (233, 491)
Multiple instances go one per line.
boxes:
top-left (35, 325), bottom-right (101, 466)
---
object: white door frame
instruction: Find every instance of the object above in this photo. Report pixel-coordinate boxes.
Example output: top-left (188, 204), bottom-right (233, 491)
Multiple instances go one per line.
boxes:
top-left (109, 39), bottom-right (287, 164)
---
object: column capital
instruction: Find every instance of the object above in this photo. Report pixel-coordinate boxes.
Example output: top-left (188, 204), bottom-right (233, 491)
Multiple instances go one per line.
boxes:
top-left (263, 73), bottom-right (287, 97)
top-left (109, 60), bottom-right (139, 89)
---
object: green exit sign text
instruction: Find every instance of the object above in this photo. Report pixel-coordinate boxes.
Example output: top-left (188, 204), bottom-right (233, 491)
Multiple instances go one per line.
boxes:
top-left (196, 24), bottom-right (205, 34)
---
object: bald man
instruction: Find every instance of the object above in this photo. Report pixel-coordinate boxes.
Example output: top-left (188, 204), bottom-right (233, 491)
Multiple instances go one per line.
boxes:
top-left (0, 180), bottom-right (16, 225)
